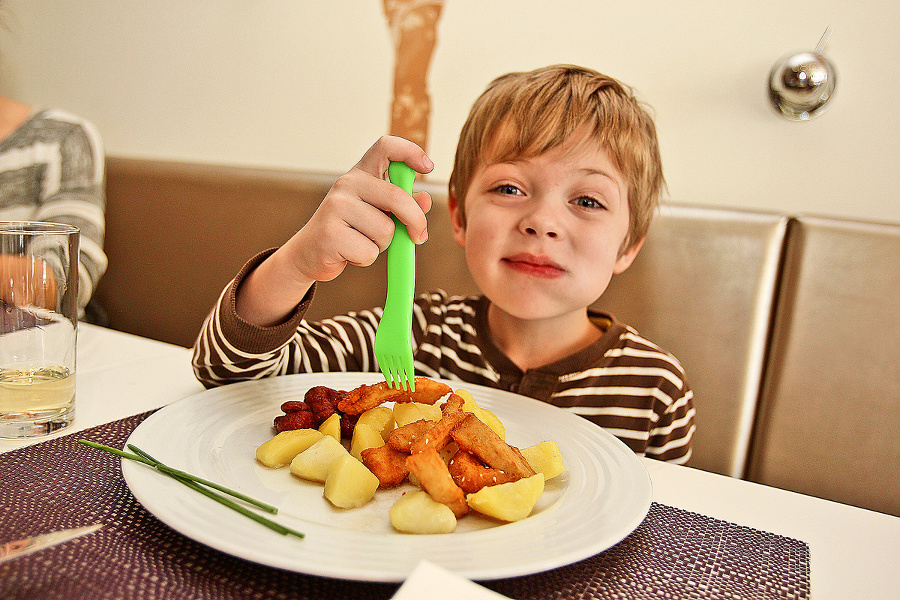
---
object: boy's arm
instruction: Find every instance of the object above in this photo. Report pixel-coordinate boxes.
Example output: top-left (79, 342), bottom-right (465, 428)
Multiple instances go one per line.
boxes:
top-left (191, 249), bottom-right (384, 388)
top-left (234, 136), bottom-right (433, 327)
top-left (0, 254), bottom-right (58, 309)
top-left (38, 115), bottom-right (107, 312)
top-left (646, 385), bottom-right (696, 464)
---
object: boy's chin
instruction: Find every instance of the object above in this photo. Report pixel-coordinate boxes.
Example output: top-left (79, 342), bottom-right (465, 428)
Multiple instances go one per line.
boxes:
top-left (486, 293), bottom-right (592, 324)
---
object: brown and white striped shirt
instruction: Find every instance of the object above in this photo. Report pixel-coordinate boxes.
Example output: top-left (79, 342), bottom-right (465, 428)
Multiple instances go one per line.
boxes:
top-left (193, 252), bottom-right (695, 464)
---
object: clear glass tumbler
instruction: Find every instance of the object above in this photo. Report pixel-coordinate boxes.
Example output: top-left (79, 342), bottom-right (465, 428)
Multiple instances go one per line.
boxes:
top-left (0, 221), bottom-right (79, 437)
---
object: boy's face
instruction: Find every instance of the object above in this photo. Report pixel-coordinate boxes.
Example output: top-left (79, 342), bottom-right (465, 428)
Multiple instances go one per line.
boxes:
top-left (449, 136), bottom-right (643, 324)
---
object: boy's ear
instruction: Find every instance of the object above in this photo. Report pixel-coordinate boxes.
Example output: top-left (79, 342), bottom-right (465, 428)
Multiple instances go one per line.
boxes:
top-left (448, 192), bottom-right (466, 249)
top-left (613, 236), bottom-right (645, 275)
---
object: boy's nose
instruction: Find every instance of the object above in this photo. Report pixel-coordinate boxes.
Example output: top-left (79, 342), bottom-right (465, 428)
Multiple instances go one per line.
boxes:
top-left (524, 224), bottom-right (558, 238)
top-left (520, 202), bottom-right (561, 238)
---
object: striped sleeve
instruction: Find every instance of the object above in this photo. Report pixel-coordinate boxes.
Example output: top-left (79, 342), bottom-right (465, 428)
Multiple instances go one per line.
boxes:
top-left (0, 109), bottom-right (107, 312)
top-left (191, 251), bottom-right (382, 388)
top-left (35, 110), bottom-right (107, 311)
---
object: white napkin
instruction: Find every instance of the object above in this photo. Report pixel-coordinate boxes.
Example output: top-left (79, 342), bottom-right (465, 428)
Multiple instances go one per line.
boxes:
top-left (391, 560), bottom-right (511, 600)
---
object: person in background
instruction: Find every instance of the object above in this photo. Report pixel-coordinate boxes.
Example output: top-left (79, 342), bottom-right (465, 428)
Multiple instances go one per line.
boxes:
top-left (0, 94), bottom-right (107, 321)
top-left (192, 64), bottom-right (695, 464)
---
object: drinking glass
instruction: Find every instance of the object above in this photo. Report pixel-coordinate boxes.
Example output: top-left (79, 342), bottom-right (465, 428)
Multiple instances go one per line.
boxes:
top-left (0, 222), bottom-right (79, 437)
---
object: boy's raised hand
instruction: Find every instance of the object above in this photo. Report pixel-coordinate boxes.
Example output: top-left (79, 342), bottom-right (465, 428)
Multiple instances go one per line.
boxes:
top-left (235, 136), bottom-right (434, 327)
top-left (289, 136), bottom-right (433, 282)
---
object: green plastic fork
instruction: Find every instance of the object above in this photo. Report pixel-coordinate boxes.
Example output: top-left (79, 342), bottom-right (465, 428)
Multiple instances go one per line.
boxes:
top-left (374, 161), bottom-right (417, 392)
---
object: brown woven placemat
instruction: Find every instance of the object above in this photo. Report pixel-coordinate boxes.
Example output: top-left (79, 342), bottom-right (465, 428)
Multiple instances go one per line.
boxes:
top-left (0, 412), bottom-right (810, 600)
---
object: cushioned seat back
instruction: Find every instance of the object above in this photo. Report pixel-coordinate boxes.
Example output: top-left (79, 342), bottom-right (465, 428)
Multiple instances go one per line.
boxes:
top-left (97, 158), bottom-right (478, 348)
top-left (594, 204), bottom-right (789, 477)
top-left (746, 216), bottom-right (900, 516)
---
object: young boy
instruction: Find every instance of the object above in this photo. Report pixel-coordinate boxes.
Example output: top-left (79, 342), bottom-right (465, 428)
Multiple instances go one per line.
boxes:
top-left (192, 64), bottom-right (695, 464)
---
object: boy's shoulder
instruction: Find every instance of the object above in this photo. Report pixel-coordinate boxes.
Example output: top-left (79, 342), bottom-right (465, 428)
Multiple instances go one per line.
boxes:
top-left (590, 311), bottom-right (687, 378)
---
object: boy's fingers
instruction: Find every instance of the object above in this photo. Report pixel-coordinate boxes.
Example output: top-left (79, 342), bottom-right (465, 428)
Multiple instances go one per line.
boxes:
top-left (343, 168), bottom-right (430, 245)
top-left (411, 191), bottom-right (431, 244)
top-left (355, 135), bottom-right (434, 178)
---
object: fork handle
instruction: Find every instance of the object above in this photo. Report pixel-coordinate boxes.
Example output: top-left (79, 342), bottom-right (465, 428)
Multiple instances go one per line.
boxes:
top-left (384, 161), bottom-right (416, 318)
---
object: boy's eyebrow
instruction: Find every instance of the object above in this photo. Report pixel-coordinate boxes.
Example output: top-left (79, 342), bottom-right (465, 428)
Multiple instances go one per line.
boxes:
top-left (576, 167), bottom-right (626, 192)
top-left (577, 167), bottom-right (621, 181)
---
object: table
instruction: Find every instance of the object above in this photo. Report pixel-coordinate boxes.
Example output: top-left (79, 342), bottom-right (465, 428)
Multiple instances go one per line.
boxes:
top-left (3, 324), bottom-right (899, 599)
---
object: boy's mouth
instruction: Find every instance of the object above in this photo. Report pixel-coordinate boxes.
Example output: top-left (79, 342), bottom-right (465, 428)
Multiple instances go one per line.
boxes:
top-left (502, 254), bottom-right (565, 279)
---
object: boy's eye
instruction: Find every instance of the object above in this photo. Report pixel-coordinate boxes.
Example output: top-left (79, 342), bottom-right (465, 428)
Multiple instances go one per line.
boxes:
top-left (495, 184), bottom-right (523, 196)
top-left (573, 196), bottom-right (605, 210)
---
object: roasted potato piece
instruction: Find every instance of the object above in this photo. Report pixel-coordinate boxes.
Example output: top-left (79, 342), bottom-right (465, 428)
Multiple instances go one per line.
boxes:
top-left (406, 448), bottom-right (468, 518)
top-left (356, 406), bottom-right (395, 441)
top-left (447, 390), bottom-right (503, 438)
top-left (256, 428), bottom-right (325, 468)
top-left (472, 407), bottom-right (505, 439)
top-left (392, 402), bottom-right (442, 427)
top-left (324, 454), bottom-right (380, 509)
top-left (521, 440), bottom-right (565, 480)
top-left (389, 490), bottom-right (457, 534)
top-left (350, 423), bottom-right (386, 460)
top-left (466, 473), bottom-right (545, 522)
top-left (289, 435), bottom-right (349, 482)
top-left (318, 412), bottom-right (342, 441)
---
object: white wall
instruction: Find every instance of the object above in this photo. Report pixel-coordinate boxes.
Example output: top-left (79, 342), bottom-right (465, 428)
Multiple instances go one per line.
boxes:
top-left (2, 0), bottom-right (898, 225)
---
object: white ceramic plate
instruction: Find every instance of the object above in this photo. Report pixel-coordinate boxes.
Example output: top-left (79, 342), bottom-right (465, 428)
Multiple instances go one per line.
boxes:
top-left (123, 373), bottom-right (651, 582)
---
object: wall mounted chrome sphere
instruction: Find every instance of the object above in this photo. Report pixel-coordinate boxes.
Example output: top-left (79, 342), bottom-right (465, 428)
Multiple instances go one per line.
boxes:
top-left (768, 28), bottom-right (837, 121)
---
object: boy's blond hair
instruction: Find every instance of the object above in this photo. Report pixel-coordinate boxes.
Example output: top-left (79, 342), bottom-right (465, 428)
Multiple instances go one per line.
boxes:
top-left (448, 64), bottom-right (665, 252)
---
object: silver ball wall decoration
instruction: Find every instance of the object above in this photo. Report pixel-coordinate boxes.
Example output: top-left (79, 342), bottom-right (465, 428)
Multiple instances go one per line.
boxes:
top-left (769, 28), bottom-right (837, 121)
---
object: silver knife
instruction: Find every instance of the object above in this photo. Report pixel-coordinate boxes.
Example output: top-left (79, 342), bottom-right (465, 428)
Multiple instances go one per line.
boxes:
top-left (0, 524), bottom-right (102, 564)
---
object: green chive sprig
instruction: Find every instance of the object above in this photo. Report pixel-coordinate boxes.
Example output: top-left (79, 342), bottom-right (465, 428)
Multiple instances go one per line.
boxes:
top-left (79, 439), bottom-right (304, 539)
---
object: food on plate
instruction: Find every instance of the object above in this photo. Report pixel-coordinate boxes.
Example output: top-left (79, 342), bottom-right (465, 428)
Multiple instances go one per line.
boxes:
top-left (274, 385), bottom-right (358, 437)
top-left (256, 377), bottom-right (565, 531)
top-left (447, 449), bottom-right (518, 494)
top-left (273, 409), bottom-right (316, 433)
top-left (391, 401), bottom-right (442, 427)
top-left (451, 414), bottom-right (536, 479)
top-left (389, 490), bottom-right (457, 534)
top-left (318, 412), bottom-right (341, 441)
top-left (521, 440), bottom-right (565, 480)
top-left (289, 435), bottom-right (349, 482)
top-left (337, 377), bottom-right (452, 415)
top-left (471, 407), bottom-right (505, 439)
top-left (406, 447), bottom-right (468, 518)
top-left (324, 454), bottom-right (381, 508)
top-left (360, 443), bottom-right (410, 488)
top-left (466, 473), bottom-right (545, 522)
top-left (387, 419), bottom-right (432, 452)
top-left (304, 385), bottom-right (342, 422)
top-left (256, 428), bottom-right (325, 468)
top-left (355, 406), bottom-right (394, 441)
top-left (349, 423), bottom-right (385, 460)
top-left (409, 410), bottom-right (467, 454)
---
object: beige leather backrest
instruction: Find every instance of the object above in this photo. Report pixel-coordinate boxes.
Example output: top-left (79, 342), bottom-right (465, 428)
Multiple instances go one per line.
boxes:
top-left (98, 158), bottom-right (341, 347)
top-left (98, 158), bottom-right (478, 347)
top-left (747, 216), bottom-right (900, 516)
top-left (594, 204), bottom-right (789, 477)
